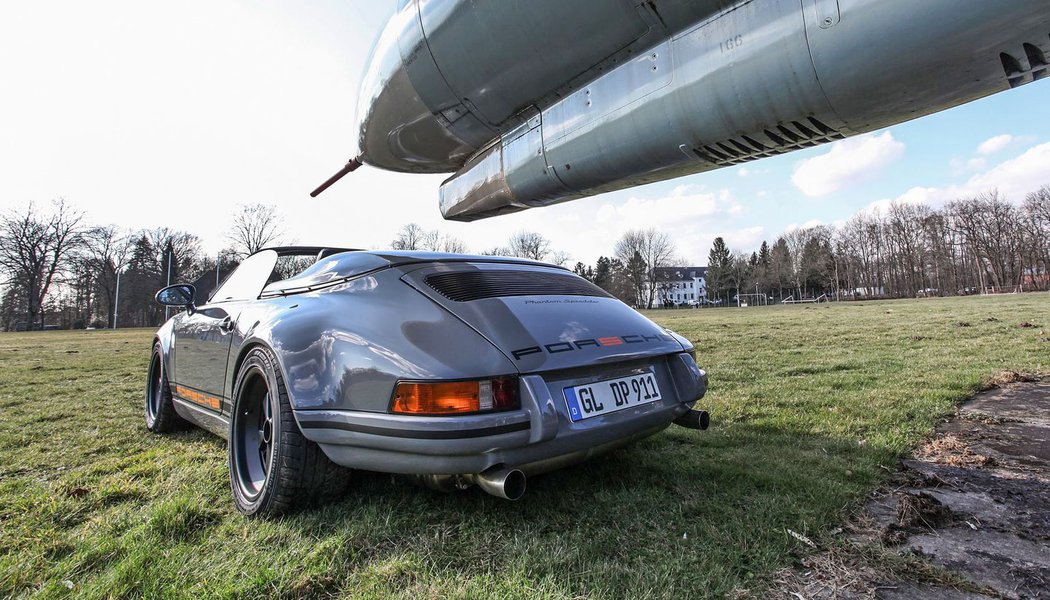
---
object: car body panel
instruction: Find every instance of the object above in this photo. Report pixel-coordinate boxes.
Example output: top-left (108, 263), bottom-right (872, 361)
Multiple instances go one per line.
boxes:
top-left (305, 354), bottom-right (698, 475)
top-left (172, 305), bottom-right (238, 407)
top-left (257, 276), bottom-right (519, 412)
top-left (400, 262), bottom-right (688, 373)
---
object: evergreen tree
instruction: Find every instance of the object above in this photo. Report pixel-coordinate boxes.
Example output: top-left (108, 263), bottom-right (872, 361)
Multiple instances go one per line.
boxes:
top-left (756, 240), bottom-right (772, 295)
top-left (705, 237), bottom-right (733, 302)
top-left (572, 262), bottom-right (594, 281)
top-left (800, 234), bottom-right (835, 296)
top-left (593, 256), bottom-right (613, 290)
top-left (770, 237), bottom-right (792, 299)
top-left (626, 251), bottom-right (648, 307)
top-left (122, 235), bottom-right (163, 327)
top-left (606, 258), bottom-right (637, 305)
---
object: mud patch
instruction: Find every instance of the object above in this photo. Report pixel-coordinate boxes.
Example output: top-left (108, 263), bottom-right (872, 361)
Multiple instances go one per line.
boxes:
top-left (773, 378), bottom-right (1050, 599)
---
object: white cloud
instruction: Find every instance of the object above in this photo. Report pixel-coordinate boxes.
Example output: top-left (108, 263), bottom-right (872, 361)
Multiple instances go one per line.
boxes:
top-left (791, 132), bottom-right (906, 197)
top-left (977, 134), bottom-right (1014, 156)
top-left (949, 157), bottom-right (987, 174)
top-left (864, 142), bottom-right (1050, 214)
top-left (723, 226), bottom-right (766, 251)
top-left (785, 219), bottom-right (825, 233)
top-left (595, 185), bottom-right (740, 227)
top-left (737, 167), bottom-right (750, 177)
top-left (688, 227), bottom-right (767, 264)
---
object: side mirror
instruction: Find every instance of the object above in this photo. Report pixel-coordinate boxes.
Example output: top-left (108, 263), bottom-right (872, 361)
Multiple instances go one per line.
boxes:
top-left (155, 284), bottom-right (196, 308)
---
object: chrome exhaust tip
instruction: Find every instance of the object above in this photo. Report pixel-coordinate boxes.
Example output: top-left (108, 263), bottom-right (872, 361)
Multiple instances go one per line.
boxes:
top-left (673, 409), bottom-right (710, 430)
top-left (469, 467), bottom-right (527, 501)
top-left (412, 466), bottom-right (527, 500)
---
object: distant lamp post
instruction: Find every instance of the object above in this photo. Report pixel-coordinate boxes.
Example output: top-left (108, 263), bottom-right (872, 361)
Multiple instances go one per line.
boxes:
top-left (164, 244), bottom-right (174, 321)
top-left (113, 268), bottom-right (123, 329)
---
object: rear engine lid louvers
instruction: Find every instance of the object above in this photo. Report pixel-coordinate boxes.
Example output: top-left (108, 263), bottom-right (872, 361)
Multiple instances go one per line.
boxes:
top-left (425, 270), bottom-right (611, 302)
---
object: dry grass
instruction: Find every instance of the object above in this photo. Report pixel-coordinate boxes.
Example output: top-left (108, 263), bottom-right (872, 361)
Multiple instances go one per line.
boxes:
top-left (914, 434), bottom-right (993, 467)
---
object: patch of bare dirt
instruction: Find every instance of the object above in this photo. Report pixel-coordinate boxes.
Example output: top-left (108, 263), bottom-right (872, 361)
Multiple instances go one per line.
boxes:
top-left (772, 378), bottom-right (1050, 600)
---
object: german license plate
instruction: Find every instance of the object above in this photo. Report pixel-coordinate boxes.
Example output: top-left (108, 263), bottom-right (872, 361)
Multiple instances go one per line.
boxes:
top-left (563, 370), bottom-right (662, 422)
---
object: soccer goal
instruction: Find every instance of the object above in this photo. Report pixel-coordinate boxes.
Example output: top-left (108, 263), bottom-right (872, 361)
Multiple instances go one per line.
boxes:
top-left (982, 285), bottom-right (1021, 295)
top-left (781, 294), bottom-right (828, 304)
top-left (736, 293), bottom-right (770, 307)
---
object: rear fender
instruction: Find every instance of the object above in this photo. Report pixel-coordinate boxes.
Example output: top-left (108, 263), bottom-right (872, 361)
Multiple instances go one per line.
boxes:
top-left (241, 278), bottom-right (518, 413)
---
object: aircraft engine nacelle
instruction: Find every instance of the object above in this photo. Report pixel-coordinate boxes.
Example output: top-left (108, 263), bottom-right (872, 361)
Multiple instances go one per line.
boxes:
top-left (353, 0), bottom-right (1050, 221)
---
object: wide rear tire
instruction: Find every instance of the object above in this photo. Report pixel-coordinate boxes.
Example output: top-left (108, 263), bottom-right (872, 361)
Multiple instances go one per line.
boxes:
top-left (228, 347), bottom-right (350, 517)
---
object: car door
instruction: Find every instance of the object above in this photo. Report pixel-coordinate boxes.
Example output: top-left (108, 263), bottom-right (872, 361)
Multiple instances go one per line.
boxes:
top-left (172, 250), bottom-right (278, 414)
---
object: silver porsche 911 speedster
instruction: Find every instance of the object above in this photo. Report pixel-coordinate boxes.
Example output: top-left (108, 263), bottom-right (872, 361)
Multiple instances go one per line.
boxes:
top-left (147, 247), bottom-right (709, 516)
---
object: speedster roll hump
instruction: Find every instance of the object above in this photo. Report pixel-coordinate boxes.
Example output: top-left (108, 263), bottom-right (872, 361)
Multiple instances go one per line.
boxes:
top-left (147, 247), bottom-right (709, 516)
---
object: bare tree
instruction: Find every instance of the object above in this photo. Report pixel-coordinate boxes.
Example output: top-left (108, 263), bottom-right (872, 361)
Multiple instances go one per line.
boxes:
top-left (506, 231), bottom-right (551, 261)
top-left (391, 223), bottom-right (468, 254)
top-left (148, 227), bottom-right (204, 283)
top-left (1023, 186), bottom-right (1050, 290)
top-left (615, 228), bottom-right (676, 308)
top-left (82, 225), bottom-right (134, 328)
top-left (438, 235), bottom-right (468, 254)
top-left (0, 200), bottom-right (85, 329)
top-left (548, 250), bottom-right (572, 266)
top-left (419, 228), bottom-right (442, 252)
top-left (227, 203), bottom-right (284, 258)
top-left (948, 191), bottom-right (1023, 290)
top-left (782, 227), bottom-right (811, 298)
top-left (391, 223), bottom-right (426, 250)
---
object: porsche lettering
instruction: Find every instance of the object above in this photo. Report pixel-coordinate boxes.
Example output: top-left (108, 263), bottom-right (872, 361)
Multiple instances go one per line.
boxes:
top-left (511, 333), bottom-right (675, 361)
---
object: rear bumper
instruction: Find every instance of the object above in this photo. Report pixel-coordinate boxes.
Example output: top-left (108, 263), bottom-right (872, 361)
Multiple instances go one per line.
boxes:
top-left (296, 352), bottom-right (707, 475)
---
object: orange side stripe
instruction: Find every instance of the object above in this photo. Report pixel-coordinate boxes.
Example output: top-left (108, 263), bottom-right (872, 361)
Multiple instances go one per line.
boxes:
top-left (173, 384), bottom-right (221, 410)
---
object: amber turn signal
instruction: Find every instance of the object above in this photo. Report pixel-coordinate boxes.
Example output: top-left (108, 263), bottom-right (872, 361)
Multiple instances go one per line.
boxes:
top-left (392, 378), bottom-right (518, 415)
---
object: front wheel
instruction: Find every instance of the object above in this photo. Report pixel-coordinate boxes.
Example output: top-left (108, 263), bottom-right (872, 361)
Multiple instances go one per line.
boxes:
top-left (228, 347), bottom-right (349, 517)
top-left (145, 342), bottom-right (185, 433)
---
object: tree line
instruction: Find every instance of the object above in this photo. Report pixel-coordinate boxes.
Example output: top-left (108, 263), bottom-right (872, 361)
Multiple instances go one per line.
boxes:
top-left (3, 185), bottom-right (1047, 329)
top-left (703, 187), bottom-right (1050, 303)
top-left (0, 205), bottom-right (576, 330)
top-left (0, 202), bottom-right (283, 331)
top-left (571, 186), bottom-right (1050, 307)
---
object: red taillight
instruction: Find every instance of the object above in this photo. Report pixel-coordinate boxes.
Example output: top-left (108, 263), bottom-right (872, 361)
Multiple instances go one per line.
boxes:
top-left (391, 377), bottom-right (519, 415)
top-left (491, 377), bottom-right (517, 411)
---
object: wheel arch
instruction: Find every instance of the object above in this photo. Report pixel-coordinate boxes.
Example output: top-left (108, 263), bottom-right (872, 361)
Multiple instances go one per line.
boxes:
top-left (153, 318), bottom-right (177, 381)
top-left (227, 337), bottom-right (304, 421)
top-left (230, 339), bottom-right (283, 399)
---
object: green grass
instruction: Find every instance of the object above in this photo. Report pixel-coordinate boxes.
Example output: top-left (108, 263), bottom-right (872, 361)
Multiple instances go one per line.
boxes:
top-left (0, 294), bottom-right (1046, 598)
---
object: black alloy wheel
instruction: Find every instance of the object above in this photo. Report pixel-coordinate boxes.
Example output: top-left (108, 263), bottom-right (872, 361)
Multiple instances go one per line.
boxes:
top-left (145, 342), bottom-right (183, 433)
top-left (228, 347), bottom-right (350, 517)
top-left (231, 371), bottom-right (275, 503)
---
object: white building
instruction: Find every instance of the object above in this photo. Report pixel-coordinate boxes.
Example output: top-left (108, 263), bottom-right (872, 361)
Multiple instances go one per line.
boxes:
top-left (649, 266), bottom-right (708, 307)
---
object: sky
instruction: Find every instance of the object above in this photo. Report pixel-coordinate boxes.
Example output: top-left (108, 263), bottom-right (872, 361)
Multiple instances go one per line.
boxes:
top-left (3, 1), bottom-right (1050, 268)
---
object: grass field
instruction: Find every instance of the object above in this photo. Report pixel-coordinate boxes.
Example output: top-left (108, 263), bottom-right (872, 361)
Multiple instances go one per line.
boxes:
top-left (0, 294), bottom-right (1047, 599)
